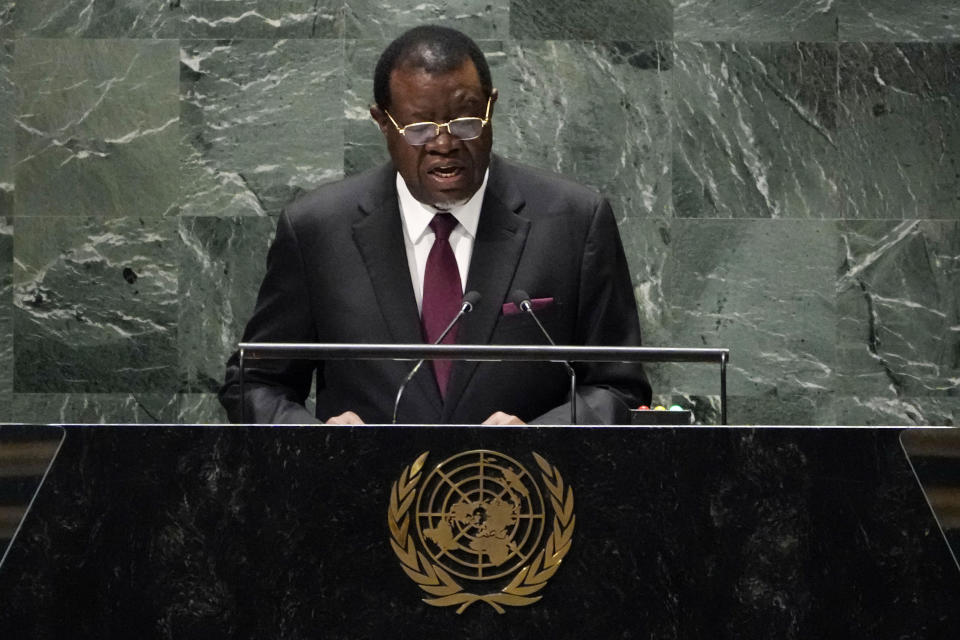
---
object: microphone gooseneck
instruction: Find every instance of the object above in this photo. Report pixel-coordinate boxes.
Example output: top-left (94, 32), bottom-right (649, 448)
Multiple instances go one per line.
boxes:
top-left (392, 291), bottom-right (481, 424)
top-left (509, 289), bottom-right (577, 424)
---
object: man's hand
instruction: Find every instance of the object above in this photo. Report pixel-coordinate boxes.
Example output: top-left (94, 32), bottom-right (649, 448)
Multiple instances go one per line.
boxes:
top-left (482, 412), bottom-right (526, 425)
top-left (325, 411), bottom-right (366, 425)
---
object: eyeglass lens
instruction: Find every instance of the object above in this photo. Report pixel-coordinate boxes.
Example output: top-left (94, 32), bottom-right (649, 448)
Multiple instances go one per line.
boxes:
top-left (404, 118), bottom-right (484, 145)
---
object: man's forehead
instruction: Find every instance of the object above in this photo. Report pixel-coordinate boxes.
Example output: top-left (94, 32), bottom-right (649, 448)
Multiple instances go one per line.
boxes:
top-left (388, 60), bottom-right (483, 95)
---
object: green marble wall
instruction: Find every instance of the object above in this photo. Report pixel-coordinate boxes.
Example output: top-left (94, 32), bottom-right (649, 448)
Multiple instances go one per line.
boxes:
top-left (0, 1), bottom-right (957, 425)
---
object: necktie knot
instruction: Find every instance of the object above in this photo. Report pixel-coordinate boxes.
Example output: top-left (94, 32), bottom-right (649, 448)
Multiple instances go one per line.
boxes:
top-left (429, 213), bottom-right (457, 242)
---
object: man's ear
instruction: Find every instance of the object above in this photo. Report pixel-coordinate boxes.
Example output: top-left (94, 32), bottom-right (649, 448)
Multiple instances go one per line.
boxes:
top-left (370, 105), bottom-right (390, 134)
top-left (489, 88), bottom-right (499, 114)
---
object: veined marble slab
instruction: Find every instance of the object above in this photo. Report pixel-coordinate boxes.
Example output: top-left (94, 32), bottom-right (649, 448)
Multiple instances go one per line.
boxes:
top-left (618, 216), bottom-right (672, 397)
top-left (180, 39), bottom-right (344, 217)
top-left (675, 0), bottom-right (837, 41)
top-left (343, 39), bottom-right (393, 177)
top-left (177, 215), bottom-right (274, 394)
top-left (13, 216), bottom-right (178, 393)
top-left (835, 396), bottom-right (960, 427)
top-left (672, 42), bottom-right (840, 219)
top-left (345, 0), bottom-right (508, 39)
top-left (837, 220), bottom-right (960, 397)
top-left (14, 39), bottom-right (179, 218)
top-left (0, 38), bottom-right (7, 420)
top-left (0, 3), bottom-right (13, 39)
top-left (839, 0), bottom-right (960, 42)
top-left (622, 216), bottom-right (671, 342)
top-left (494, 40), bottom-right (671, 220)
top-left (0, 40), bottom-right (11, 218)
top-left (7, 393), bottom-right (180, 423)
top-left (839, 43), bottom-right (960, 219)
top-left (13, 0), bottom-right (179, 38)
top-left (661, 219), bottom-right (837, 398)
top-left (180, 0), bottom-right (341, 38)
top-left (0, 44), bottom-right (9, 421)
top-left (0, 219), bottom-right (11, 419)
top-left (510, 0), bottom-right (671, 40)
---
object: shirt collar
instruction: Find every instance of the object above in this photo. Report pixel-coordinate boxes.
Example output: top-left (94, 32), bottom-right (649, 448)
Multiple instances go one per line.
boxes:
top-left (396, 170), bottom-right (488, 244)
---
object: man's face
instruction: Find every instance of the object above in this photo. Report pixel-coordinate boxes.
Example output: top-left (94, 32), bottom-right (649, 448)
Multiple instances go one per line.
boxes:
top-left (371, 60), bottom-right (497, 208)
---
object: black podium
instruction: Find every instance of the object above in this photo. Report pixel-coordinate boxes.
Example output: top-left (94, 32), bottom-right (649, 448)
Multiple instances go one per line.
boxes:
top-left (0, 424), bottom-right (957, 639)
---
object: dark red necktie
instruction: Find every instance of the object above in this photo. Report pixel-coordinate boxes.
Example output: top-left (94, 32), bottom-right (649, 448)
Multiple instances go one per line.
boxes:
top-left (421, 213), bottom-right (462, 398)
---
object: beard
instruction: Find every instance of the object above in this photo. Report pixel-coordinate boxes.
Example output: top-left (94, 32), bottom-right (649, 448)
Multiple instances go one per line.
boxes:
top-left (431, 197), bottom-right (470, 212)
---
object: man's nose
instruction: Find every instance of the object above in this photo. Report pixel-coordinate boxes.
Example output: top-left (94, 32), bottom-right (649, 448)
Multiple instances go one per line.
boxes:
top-left (425, 128), bottom-right (461, 153)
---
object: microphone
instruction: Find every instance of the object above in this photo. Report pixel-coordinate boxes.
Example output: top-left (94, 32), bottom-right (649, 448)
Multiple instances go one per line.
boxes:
top-left (392, 291), bottom-right (481, 423)
top-left (509, 289), bottom-right (577, 424)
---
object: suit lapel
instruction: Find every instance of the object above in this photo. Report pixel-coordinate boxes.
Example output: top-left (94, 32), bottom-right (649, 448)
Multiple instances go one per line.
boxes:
top-left (443, 157), bottom-right (529, 421)
top-left (352, 165), bottom-right (443, 416)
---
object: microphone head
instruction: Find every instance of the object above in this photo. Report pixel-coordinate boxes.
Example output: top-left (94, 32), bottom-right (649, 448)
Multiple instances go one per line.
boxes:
top-left (461, 290), bottom-right (482, 313)
top-left (509, 289), bottom-right (532, 310)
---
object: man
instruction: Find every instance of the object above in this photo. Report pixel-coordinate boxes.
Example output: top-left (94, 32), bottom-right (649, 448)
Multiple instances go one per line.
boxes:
top-left (219, 26), bottom-right (651, 425)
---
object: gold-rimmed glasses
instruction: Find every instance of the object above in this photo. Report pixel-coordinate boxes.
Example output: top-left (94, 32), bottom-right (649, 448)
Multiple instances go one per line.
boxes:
top-left (384, 96), bottom-right (492, 146)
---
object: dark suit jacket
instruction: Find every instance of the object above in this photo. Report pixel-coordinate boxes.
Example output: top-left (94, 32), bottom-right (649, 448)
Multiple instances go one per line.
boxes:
top-left (219, 155), bottom-right (651, 424)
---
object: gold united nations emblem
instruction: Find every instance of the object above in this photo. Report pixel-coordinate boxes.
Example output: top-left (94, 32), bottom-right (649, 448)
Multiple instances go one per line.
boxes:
top-left (388, 450), bottom-right (575, 613)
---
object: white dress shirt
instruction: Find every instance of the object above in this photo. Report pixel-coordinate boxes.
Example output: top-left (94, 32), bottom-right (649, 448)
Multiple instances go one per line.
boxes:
top-left (396, 171), bottom-right (488, 313)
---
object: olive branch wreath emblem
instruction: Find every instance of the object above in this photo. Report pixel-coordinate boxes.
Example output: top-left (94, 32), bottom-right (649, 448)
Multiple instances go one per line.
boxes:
top-left (388, 451), bottom-right (575, 614)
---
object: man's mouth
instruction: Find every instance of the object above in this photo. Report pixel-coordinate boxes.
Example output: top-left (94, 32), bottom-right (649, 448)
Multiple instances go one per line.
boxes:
top-left (428, 165), bottom-right (464, 180)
